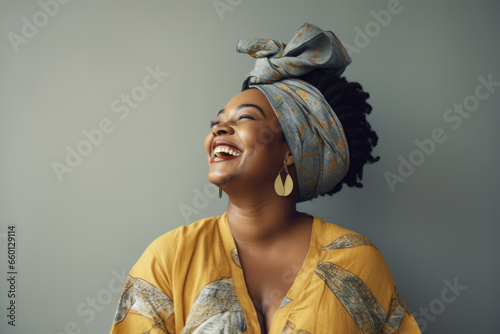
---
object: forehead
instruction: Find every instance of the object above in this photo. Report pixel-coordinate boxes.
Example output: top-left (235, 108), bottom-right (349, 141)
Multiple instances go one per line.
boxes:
top-left (222, 88), bottom-right (274, 117)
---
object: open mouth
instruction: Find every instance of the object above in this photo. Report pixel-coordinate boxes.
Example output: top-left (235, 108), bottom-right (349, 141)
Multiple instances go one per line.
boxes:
top-left (214, 145), bottom-right (241, 158)
top-left (211, 142), bottom-right (243, 163)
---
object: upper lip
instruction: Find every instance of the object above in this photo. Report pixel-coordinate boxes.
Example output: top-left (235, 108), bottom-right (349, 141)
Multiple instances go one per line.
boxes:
top-left (212, 140), bottom-right (242, 157)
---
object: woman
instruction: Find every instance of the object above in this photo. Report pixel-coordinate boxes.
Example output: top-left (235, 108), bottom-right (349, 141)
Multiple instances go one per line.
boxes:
top-left (110, 23), bottom-right (421, 333)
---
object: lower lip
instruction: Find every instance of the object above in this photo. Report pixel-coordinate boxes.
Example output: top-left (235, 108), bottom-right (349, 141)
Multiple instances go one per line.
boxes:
top-left (210, 155), bottom-right (240, 163)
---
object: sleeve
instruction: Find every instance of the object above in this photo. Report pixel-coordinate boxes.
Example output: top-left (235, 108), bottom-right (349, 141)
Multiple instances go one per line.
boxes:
top-left (110, 243), bottom-right (176, 334)
top-left (360, 246), bottom-right (421, 334)
top-left (319, 230), bottom-right (421, 333)
top-left (379, 285), bottom-right (421, 334)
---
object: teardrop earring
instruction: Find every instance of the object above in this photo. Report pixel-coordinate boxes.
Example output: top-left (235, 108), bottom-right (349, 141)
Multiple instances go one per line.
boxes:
top-left (219, 188), bottom-right (222, 199)
top-left (274, 162), bottom-right (293, 196)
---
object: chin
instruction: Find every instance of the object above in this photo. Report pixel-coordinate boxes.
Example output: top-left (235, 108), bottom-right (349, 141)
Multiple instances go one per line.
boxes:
top-left (207, 170), bottom-right (233, 188)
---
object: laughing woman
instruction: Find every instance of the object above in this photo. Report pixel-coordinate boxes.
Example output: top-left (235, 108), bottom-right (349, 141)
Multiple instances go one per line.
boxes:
top-left (110, 23), bottom-right (421, 333)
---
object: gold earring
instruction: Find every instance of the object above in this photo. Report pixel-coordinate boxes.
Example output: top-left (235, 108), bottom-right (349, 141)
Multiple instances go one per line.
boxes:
top-left (219, 188), bottom-right (222, 199)
top-left (274, 163), bottom-right (293, 196)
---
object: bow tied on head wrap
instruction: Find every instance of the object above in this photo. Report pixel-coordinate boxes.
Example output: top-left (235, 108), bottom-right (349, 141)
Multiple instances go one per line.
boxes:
top-left (236, 23), bottom-right (352, 202)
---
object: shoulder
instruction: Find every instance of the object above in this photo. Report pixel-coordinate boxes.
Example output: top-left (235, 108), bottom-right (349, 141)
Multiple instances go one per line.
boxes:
top-left (311, 214), bottom-right (390, 278)
top-left (312, 214), bottom-right (380, 253)
top-left (147, 215), bottom-right (222, 257)
top-left (309, 215), bottom-right (419, 332)
top-left (126, 215), bottom-right (223, 298)
top-left (312, 214), bottom-right (396, 297)
top-left (128, 216), bottom-right (223, 288)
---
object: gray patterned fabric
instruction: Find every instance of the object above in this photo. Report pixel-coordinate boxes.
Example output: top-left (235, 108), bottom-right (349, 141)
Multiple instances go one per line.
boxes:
top-left (315, 262), bottom-right (387, 333)
top-left (113, 275), bottom-right (174, 331)
top-left (181, 278), bottom-right (246, 333)
top-left (236, 23), bottom-right (351, 83)
top-left (237, 23), bottom-right (351, 202)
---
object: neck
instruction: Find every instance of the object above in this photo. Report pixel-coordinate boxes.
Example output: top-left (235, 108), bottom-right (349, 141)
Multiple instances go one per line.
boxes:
top-left (225, 194), bottom-right (301, 246)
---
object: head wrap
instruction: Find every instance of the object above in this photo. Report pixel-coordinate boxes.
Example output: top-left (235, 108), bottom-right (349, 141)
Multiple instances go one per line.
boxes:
top-left (236, 23), bottom-right (351, 202)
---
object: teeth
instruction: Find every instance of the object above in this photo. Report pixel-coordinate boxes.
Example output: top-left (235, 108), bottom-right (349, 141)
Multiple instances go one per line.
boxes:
top-left (214, 145), bottom-right (241, 157)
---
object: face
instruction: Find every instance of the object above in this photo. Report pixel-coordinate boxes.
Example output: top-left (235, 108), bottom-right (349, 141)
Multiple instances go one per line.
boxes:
top-left (204, 88), bottom-right (292, 190)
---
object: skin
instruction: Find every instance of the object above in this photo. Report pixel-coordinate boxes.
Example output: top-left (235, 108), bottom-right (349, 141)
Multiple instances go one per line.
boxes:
top-left (204, 88), bottom-right (314, 333)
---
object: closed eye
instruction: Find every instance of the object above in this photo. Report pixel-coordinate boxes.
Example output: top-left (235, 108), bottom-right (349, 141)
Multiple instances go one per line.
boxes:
top-left (210, 114), bottom-right (255, 128)
top-left (238, 114), bottom-right (255, 121)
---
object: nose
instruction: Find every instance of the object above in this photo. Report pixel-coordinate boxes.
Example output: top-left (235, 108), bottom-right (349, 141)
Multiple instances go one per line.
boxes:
top-left (212, 121), bottom-right (235, 136)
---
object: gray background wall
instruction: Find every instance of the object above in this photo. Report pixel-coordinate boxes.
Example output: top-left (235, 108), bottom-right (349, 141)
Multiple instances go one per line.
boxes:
top-left (1, 0), bottom-right (498, 333)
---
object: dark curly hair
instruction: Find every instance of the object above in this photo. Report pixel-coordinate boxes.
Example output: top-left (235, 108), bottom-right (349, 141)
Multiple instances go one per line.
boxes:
top-left (241, 70), bottom-right (379, 196)
top-left (298, 70), bottom-right (380, 195)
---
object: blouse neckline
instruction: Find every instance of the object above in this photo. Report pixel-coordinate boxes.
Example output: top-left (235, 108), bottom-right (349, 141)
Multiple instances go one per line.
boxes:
top-left (218, 211), bottom-right (324, 333)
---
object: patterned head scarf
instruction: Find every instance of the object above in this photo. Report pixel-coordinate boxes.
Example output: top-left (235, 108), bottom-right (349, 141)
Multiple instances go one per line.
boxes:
top-left (236, 23), bottom-right (351, 202)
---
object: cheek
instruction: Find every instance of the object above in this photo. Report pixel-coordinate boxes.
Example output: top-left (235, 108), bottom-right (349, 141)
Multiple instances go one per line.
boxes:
top-left (251, 126), bottom-right (281, 148)
top-left (239, 126), bottom-right (273, 151)
top-left (241, 125), bottom-right (284, 157)
top-left (254, 119), bottom-right (285, 149)
top-left (256, 127), bottom-right (277, 147)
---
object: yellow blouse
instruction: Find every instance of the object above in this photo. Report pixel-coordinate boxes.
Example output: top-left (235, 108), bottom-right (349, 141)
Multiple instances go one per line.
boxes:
top-left (110, 213), bottom-right (421, 333)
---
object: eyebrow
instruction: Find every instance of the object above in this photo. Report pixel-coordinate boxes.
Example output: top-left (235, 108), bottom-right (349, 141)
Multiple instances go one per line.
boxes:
top-left (217, 104), bottom-right (266, 118)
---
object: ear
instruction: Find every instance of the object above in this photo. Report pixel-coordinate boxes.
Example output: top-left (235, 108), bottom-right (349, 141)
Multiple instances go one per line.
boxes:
top-left (284, 149), bottom-right (294, 166)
